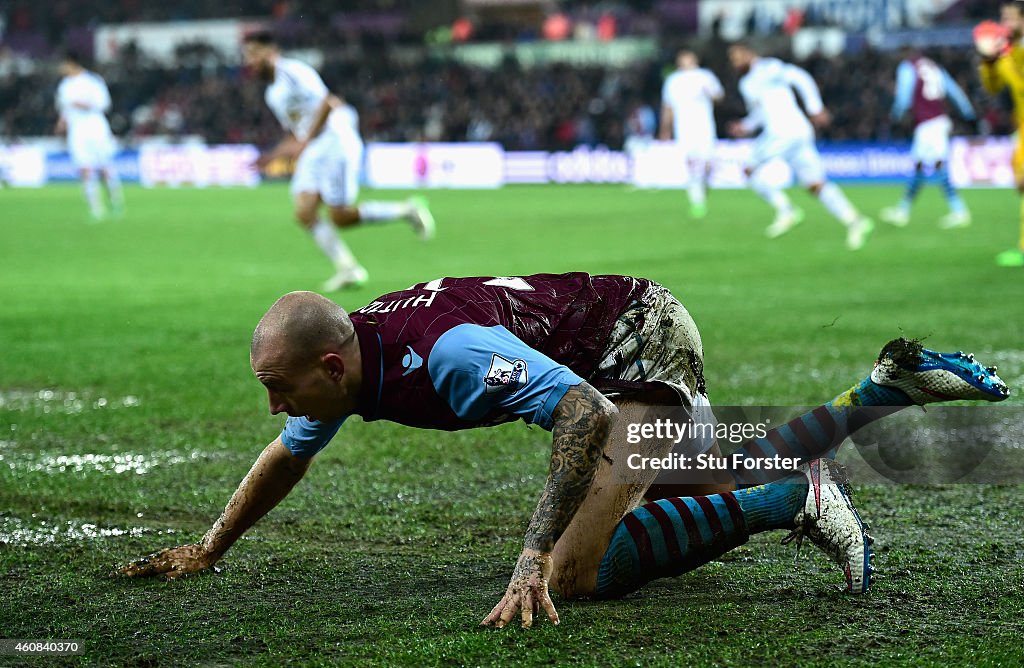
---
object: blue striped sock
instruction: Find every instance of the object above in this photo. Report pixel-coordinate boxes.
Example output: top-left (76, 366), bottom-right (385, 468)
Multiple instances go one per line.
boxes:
top-left (727, 377), bottom-right (913, 486)
top-left (732, 476), bottom-right (807, 532)
top-left (596, 492), bottom-right (750, 598)
top-left (904, 169), bottom-right (925, 203)
top-left (936, 166), bottom-right (965, 213)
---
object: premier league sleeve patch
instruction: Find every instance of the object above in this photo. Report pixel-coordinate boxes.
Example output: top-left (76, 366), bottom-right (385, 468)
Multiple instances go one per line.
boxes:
top-left (428, 323), bottom-right (584, 429)
top-left (484, 353), bottom-right (528, 394)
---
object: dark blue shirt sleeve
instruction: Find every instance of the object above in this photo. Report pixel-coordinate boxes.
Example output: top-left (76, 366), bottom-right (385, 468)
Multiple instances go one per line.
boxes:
top-left (280, 415), bottom-right (346, 458)
top-left (427, 324), bottom-right (585, 430)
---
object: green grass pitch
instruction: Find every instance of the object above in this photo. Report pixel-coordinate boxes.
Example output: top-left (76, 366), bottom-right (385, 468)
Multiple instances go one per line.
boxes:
top-left (1, 183), bottom-right (1022, 666)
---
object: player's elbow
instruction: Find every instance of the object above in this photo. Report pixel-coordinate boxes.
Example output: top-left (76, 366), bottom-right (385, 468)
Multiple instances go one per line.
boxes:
top-left (551, 383), bottom-right (618, 436)
top-left (591, 394), bottom-right (619, 433)
top-left (271, 438), bottom-right (315, 477)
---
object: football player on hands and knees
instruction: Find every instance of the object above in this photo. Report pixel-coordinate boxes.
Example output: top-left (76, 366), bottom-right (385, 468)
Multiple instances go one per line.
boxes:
top-left (55, 51), bottom-right (124, 220)
top-left (119, 274), bottom-right (1008, 628)
top-left (726, 43), bottom-right (874, 250)
top-left (242, 31), bottom-right (435, 292)
top-left (880, 47), bottom-right (976, 230)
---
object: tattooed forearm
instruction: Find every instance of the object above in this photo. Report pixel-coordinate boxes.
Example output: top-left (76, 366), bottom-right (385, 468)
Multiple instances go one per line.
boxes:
top-left (524, 382), bottom-right (617, 553)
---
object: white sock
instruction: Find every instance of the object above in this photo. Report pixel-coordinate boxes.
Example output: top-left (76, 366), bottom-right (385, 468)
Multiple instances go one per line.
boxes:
top-left (82, 173), bottom-right (103, 217)
top-left (817, 182), bottom-right (859, 226)
top-left (357, 201), bottom-right (410, 223)
top-left (687, 164), bottom-right (706, 207)
top-left (750, 172), bottom-right (792, 214)
top-left (311, 219), bottom-right (359, 272)
top-left (104, 169), bottom-right (124, 211)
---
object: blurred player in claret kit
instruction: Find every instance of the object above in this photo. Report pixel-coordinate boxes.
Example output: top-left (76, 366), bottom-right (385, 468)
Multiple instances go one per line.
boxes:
top-left (658, 49), bottom-right (724, 219)
top-left (976, 2), bottom-right (1024, 267)
top-left (118, 273), bottom-right (1008, 629)
top-left (881, 48), bottom-right (976, 229)
top-left (55, 51), bottom-right (124, 220)
top-left (727, 43), bottom-right (874, 250)
top-left (242, 31), bottom-right (435, 291)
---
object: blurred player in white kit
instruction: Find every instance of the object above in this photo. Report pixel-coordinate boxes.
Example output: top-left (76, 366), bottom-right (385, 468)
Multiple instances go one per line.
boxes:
top-left (880, 48), bottom-right (976, 229)
top-left (55, 51), bottom-right (123, 220)
top-left (727, 43), bottom-right (874, 250)
top-left (658, 50), bottom-right (723, 219)
top-left (243, 31), bottom-right (434, 292)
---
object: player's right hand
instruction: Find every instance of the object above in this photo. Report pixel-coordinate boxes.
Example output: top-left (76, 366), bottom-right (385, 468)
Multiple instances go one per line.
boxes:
top-left (117, 543), bottom-right (220, 580)
top-left (810, 109), bottom-right (832, 129)
top-left (481, 549), bottom-right (558, 629)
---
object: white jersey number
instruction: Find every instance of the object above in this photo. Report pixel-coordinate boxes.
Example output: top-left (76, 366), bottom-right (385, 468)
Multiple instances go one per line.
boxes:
top-left (917, 61), bottom-right (944, 101)
top-left (421, 277), bottom-right (535, 292)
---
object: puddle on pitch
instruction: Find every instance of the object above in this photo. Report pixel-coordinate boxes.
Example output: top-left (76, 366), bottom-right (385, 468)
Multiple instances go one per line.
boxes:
top-left (0, 516), bottom-right (176, 547)
top-left (0, 449), bottom-right (216, 475)
top-left (0, 389), bottom-right (141, 414)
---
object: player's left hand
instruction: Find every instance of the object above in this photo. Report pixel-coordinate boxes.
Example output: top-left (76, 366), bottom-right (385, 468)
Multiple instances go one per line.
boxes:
top-left (810, 109), bottom-right (832, 129)
top-left (481, 548), bottom-right (558, 629)
top-left (117, 543), bottom-right (220, 580)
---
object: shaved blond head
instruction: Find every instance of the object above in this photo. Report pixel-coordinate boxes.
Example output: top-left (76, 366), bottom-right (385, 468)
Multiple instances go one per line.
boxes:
top-left (251, 291), bottom-right (355, 369)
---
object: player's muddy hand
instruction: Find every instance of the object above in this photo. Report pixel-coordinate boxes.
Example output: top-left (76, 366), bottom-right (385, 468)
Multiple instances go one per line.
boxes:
top-left (481, 549), bottom-right (558, 629)
top-left (118, 543), bottom-right (220, 580)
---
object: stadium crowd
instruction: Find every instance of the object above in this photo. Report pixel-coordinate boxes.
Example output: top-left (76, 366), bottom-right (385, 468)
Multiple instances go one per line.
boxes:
top-left (0, 0), bottom-right (1013, 151)
top-left (2, 42), bottom-right (1008, 151)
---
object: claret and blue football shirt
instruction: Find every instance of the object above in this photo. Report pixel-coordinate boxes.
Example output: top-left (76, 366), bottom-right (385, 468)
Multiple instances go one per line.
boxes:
top-left (281, 273), bottom-right (652, 457)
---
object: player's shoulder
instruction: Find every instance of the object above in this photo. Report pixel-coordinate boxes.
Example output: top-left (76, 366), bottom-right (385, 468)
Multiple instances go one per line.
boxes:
top-left (277, 56), bottom-right (319, 79)
top-left (752, 57), bottom-right (785, 76)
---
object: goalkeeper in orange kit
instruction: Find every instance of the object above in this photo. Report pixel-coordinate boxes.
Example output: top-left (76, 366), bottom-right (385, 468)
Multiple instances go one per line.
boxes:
top-left (977, 2), bottom-right (1024, 266)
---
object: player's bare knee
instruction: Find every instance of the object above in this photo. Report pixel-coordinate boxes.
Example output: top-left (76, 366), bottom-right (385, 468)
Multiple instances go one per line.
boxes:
top-left (807, 182), bottom-right (824, 195)
top-left (293, 207), bottom-right (317, 229)
top-left (328, 205), bottom-right (360, 228)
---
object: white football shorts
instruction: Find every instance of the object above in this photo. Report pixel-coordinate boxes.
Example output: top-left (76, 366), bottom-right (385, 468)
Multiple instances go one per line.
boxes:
top-left (291, 131), bottom-right (362, 207)
top-left (911, 115), bottom-right (952, 165)
top-left (749, 134), bottom-right (826, 186)
top-left (68, 130), bottom-right (116, 169)
top-left (676, 133), bottom-right (716, 164)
